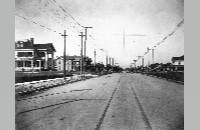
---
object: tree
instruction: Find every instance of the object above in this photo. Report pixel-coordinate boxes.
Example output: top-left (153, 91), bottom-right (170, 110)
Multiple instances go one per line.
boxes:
top-left (105, 64), bottom-right (112, 71)
top-left (113, 66), bottom-right (123, 72)
top-left (95, 63), bottom-right (105, 72)
top-left (83, 57), bottom-right (93, 71)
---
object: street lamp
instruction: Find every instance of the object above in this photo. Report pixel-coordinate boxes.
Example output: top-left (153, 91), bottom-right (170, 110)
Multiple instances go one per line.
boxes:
top-left (100, 49), bottom-right (108, 65)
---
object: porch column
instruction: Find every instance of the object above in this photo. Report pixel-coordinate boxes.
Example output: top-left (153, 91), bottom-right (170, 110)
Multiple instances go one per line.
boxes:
top-left (23, 61), bottom-right (25, 68)
top-left (67, 61), bottom-right (69, 72)
top-left (51, 53), bottom-right (54, 69)
top-left (39, 60), bottom-right (41, 68)
top-left (45, 52), bottom-right (48, 69)
top-left (31, 60), bottom-right (34, 68)
top-left (71, 60), bottom-right (73, 71)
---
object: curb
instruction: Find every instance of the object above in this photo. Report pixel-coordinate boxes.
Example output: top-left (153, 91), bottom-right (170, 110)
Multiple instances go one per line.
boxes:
top-left (15, 76), bottom-right (96, 95)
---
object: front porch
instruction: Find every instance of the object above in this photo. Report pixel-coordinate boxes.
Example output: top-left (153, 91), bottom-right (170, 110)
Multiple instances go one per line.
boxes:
top-left (15, 60), bottom-right (46, 71)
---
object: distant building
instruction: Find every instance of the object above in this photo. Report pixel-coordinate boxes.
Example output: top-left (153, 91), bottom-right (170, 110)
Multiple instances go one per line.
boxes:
top-left (171, 55), bottom-right (184, 71)
top-left (55, 56), bottom-right (82, 72)
top-left (172, 55), bottom-right (184, 65)
top-left (15, 38), bottom-right (56, 71)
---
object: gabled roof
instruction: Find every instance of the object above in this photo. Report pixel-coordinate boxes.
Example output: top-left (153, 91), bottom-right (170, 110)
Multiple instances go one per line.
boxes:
top-left (33, 43), bottom-right (56, 52)
top-left (172, 55), bottom-right (184, 61)
top-left (15, 41), bottom-right (56, 52)
top-left (57, 56), bottom-right (82, 60)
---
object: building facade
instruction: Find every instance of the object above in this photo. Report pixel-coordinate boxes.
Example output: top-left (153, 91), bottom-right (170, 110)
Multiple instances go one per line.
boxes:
top-left (15, 38), bottom-right (56, 71)
top-left (56, 56), bottom-right (82, 72)
top-left (172, 55), bottom-right (184, 65)
top-left (171, 55), bottom-right (184, 71)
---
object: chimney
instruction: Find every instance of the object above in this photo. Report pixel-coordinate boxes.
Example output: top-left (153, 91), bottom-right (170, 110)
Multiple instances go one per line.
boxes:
top-left (30, 38), bottom-right (34, 46)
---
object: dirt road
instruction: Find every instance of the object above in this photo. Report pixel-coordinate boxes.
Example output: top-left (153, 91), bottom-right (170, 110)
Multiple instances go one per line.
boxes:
top-left (16, 73), bottom-right (184, 130)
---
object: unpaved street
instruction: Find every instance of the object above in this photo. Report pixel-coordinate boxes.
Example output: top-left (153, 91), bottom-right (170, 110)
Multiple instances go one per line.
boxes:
top-left (16, 73), bottom-right (184, 130)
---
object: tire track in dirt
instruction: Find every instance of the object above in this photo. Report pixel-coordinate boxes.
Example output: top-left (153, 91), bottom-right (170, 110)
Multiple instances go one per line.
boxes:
top-left (95, 76), bottom-right (122, 130)
top-left (129, 81), bottom-right (153, 130)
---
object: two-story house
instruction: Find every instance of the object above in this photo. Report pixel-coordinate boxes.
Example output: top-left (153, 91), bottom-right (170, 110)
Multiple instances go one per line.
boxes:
top-left (15, 38), bottom-right (56, 71)
top-left (171, 55), bottom-right (184, 71)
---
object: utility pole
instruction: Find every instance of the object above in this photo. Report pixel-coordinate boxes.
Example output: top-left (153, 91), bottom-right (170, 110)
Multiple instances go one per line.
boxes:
top-left (84, 26), bottom-right (93, 57)
top-left (147, 47), bottom-right (151, 66)
top-left (100, 49), bottom-right (108, 66)
top-left (106, 55), bottom-right (108, 65)
top-left (137, 56), bottom-right (142, 66)
top-left (78, 32), bottom-right (85, 76)
top-left (61, 30), bottom-right (68, 80)
top-left (152, 49), bottom-right (154, 64)
top-left (133, 60), bottom-right (137, 68)
top-left (94, 49), bottom-right (96, 65)
top-left (112, 58), bottom-right (114, 66)
top-left (83, 26), bottom-right (92, 75)
top-left (142, 57), bottom-right (144, 67)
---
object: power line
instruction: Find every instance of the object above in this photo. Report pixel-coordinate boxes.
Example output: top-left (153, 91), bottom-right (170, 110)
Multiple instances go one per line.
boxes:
top-left (15, 13), bottom-right (82, 37)
top-left (153, 19), bottom-right (184, 49)
top-left (29, 0), bottom-right (81, 33)
top-left (15, 13), bottom-right (63, 35)
top-left (17, 0), bottom-right (82, 34)
top-left (28, 0), bottom-right (69, 28)
top-left (51, 0), bottom-right (84, 29)
top-left (16, 0), bottom-right (76, 33)
top-left (135, 19), bottom-right (184, 64)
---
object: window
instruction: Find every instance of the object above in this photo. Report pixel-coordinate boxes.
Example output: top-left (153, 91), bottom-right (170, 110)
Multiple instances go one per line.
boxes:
top-left (41, 61), bottom-right (44, 68)
top-left (37, 52), bottom-right (45, 57)
top-left (178, 61), bottom-right (181, 65)
top-left (34, 61), bottom-right (40, 67)
top-left (17, 61), bottom-right (23, 67)
top-left (25, 61), bottom-right (31, 67)
top-left (16, 44), bottom-right (23, 47)
top-left (18, 52), bottom-right (33, 57)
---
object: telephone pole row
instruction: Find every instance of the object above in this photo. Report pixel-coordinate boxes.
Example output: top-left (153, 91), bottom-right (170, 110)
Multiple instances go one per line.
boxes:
top-left (61, 27), bottom-right (92, 79)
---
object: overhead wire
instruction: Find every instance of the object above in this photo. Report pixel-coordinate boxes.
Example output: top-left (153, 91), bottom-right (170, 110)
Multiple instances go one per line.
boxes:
top-left (18, 0), bottom-right (82, 34)
top-left (16, 1), bottom-right (66, 35)
top-left (15, 0), bottom-right (86, 37)
top-left (15, 13), bottom-right (63, 35)
top-left (28, 0), bottom-right (80, 33)
top-left (28, 0), bottom-right (70, 29)
top-left (50, 0), bottom-right (84, 31)
top-left (135, 19), bottom-right (184, 63)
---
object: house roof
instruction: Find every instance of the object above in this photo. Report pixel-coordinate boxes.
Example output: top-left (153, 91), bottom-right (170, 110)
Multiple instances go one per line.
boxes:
top-left (172, 55), bottom-right (184, 61)
top-left (57, 56), bottom-right (82, 60)
top-left (33, 43), bottom-right (56, 52)
top-left (15, 41), bottom-right (56, 52)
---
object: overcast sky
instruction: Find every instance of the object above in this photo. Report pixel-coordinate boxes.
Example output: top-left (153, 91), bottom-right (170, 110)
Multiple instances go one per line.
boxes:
top-left (15, 0), bottom-right (184, 68)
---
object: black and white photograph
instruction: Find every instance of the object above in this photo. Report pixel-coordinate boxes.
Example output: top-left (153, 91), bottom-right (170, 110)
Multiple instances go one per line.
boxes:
top-left (15, 0), bottom-right (184, 130)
